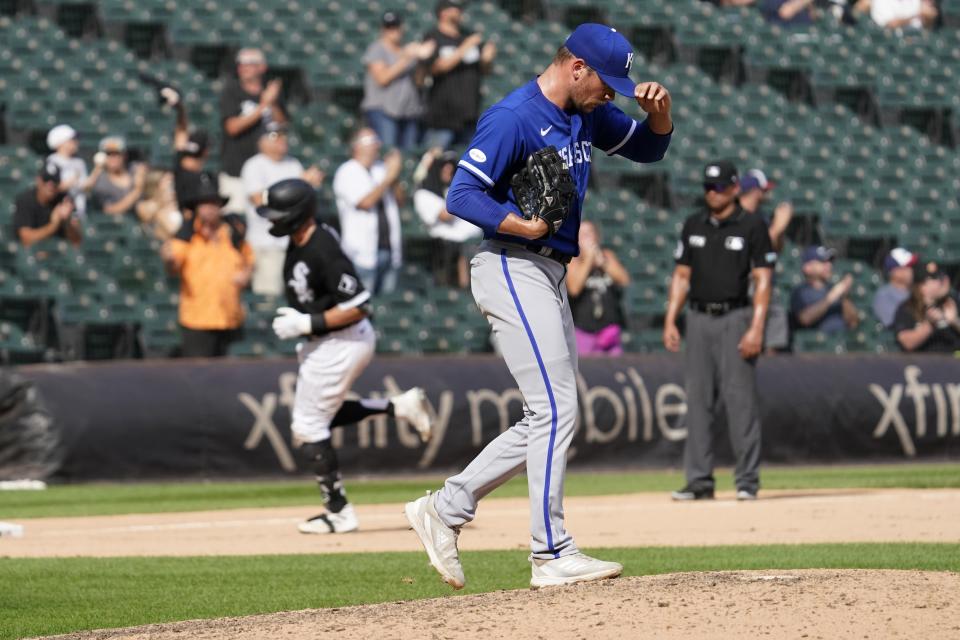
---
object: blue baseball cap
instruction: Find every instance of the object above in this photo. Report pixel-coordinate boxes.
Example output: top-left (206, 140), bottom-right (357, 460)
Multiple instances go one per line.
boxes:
top-left (564, 23), bottom-right (637, 97)
top-left (802, 245), bottom-right (836, 264)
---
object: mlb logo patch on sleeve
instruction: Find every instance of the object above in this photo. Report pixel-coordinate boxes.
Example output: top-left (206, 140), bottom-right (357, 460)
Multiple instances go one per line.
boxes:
top-left (468, 148), bottom-right (487, 163)
top-left (338, 273), bottom-right (358, 295)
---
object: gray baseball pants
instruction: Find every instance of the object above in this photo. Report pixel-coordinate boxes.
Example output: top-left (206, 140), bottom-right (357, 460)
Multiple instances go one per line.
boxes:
top-left (434, 240), bottom-right (579, 560)
top-left (683, 307), bottom-right (762, 492)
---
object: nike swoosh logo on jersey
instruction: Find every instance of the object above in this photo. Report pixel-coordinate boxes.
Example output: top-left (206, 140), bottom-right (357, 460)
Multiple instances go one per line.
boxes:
top-left (540, 125), bottom-right (552, 136)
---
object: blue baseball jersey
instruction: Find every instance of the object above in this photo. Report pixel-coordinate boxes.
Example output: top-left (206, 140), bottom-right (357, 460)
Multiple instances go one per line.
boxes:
top-left (447, 78), bottom-right (672, 256)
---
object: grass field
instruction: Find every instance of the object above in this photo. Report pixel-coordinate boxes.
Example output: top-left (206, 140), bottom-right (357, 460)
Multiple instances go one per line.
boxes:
top-left (3, 543), bottom-right (959, 640)
top-left (3, 463), bottom-right (959, 519)
top-left (3, 463), bottom-right (959, 639)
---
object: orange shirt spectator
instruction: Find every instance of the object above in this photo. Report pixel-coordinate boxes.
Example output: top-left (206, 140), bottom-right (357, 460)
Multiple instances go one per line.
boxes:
top-left (162, 173), bottom-right (254, 357)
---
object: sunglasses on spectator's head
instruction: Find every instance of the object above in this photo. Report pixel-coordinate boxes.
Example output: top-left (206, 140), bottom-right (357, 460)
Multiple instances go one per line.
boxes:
top-left (704, 183), bottom-right (730, 193)
top-left (105, 150), bottom-right (123, 156)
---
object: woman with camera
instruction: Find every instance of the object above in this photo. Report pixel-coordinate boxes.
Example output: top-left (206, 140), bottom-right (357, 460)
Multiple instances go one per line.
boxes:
top-left (893, 261), bottom-right (960, 354)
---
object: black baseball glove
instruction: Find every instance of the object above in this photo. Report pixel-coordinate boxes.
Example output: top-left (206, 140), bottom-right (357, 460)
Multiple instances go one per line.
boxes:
top-left (510, 146), bottom-right (576, 238)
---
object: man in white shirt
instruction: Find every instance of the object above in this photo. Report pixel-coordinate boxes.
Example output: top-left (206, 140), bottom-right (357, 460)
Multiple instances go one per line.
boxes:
top-left (871, 0), bottom-right (938, 29)
top-left (332, 128), bottom-right (403, 295)
top-left (413, 148), bottom-right (480, 287)
top-left (242, 123), bottom-right (324, 295)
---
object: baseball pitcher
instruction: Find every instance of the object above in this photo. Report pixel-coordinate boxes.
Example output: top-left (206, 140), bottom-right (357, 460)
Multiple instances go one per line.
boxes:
top-left (405, 23), bottom-right (673, 589)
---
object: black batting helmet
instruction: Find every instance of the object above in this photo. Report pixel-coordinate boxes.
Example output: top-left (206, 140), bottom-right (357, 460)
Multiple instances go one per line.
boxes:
top-left (257, 178), bottom-right (317, 237)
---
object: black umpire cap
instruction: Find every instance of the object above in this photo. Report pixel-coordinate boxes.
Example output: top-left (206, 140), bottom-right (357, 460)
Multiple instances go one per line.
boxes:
top-left (703, 160), bottom-right (739, 187)
top-left (257, 178), bottom-right (317, 237)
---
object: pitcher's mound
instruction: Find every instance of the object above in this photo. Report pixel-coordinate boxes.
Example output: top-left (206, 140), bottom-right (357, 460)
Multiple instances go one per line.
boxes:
top-left (46, 570), bottom-right (960, 640)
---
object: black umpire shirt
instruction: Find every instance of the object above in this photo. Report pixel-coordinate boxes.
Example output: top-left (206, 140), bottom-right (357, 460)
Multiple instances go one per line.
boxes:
top-left (674, 206), bottom-right (776, 303)
top-left (284, 223), bottom-right (371, 320)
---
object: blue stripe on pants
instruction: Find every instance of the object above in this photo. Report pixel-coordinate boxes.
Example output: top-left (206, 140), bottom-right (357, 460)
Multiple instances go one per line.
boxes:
top-left (500, 249), bottom-right (560, 558)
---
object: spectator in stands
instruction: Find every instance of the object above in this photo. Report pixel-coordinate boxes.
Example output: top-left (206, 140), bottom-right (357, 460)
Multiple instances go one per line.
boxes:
top-left (362, 11), bottom-right (435, 151)
top-left (761, 0), bottom-right (817, 25)
top-left (160, 172), bottom-right (254, 358)
top-left (739, 169), bottom-right (791, 252)
top-left (167, 88), bottom-right (211, 212)
top-left (46, 124), bottom-right (100, 220)
top-left (90, 136), bottom-right (147, 217)
top-left (893, 260), bottom-right (960, 353)
top-left (136, 170), bottom-right (182, 240)
top-left (870, 0), bottom-right (939, 29)
top-left (413, 148), bottom-right (480, 288)
top-left (872, 247), bottom-right (917, 328)
top-left (333, 128), bottom-right (403, 296)
top-left (567, 220), bottom-right (630, 356)
top-left (739, 168), bottom-right (791, 351)
top-left (220, 48), bottom-right (287, 215)
top-left (241, 122), bottom-right (324, 296)
top-left (421, 0), bottom-right (497, 149)
top-left (791, 245), bottom-right (860, 334)
top-left (12, 163), bottom-right (82, 248)
top-left (703, 0), bottom-right (757, 6)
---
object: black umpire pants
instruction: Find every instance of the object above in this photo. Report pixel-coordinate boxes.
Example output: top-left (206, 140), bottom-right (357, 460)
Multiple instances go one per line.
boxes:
top-left (180, 326), bottom-right (242, 358)
top-left (682, 308), bottom-right (762, 492)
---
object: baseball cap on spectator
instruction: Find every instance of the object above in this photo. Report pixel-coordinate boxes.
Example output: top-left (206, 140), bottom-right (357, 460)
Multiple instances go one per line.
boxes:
top-left (381, 10), bottom-right (403, 27)
top-left (99, 136), bottom-right (127, 154)
top-left (38, 162), bottom-right (61, 184)
top-left (47, 124), bottom-right (77, 151)
top-left (261, 121), bottom-right (288, 137)
top-left (435, 0), bottom-right (463, 15)
top-left (703, 160), bottom-right (738, 187)
top-left (914, 260), bottom-right (945, 283)
top-left (180, 172), bottom-right (228, 208)
top-left (564, 24), bottom-right (638, 97)
top-left (740, 169), bottom-right (774, 193)
top-left (183, 130), bottom-right (209, 157)
top-left (802, 245), bottom-right (836, 264)
top-left (883, 247), bottom-right (918, 274)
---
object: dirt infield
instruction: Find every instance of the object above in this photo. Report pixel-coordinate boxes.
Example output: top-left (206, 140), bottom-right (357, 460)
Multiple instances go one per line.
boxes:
top-left (41, 570), bottom-right (960, 640)
top-left (5, 488), bottom-right (960, 558)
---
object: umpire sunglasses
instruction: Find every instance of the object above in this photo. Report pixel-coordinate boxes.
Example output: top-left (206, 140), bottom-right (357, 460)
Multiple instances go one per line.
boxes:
top-left (704, 183), bottom-right (733, 193)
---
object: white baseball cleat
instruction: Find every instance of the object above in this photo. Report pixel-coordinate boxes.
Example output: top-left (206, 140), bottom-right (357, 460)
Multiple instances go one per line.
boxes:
top-left (391, 387), bottom-right (433, 442)
top-left (529, 552), bottom-right (623, 589)
top-left (298, 503), bottom-right (359, 534)
top-left (404, 491), bottom-right (465, 590)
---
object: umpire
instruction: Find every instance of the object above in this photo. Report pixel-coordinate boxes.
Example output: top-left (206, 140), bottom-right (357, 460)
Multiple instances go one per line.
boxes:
top-left (663, 160), bottom-right (775, 501)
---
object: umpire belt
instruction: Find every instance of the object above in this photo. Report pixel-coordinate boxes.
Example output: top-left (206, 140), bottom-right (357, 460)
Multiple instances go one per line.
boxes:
top-left (689, 300), bottom-right (749, 316)
top-left (526, 245), bottom-right (572, 265)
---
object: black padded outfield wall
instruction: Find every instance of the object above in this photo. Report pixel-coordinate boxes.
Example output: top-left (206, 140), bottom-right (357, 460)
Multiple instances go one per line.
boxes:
top-left (17, 354), bottom-right (960, 481)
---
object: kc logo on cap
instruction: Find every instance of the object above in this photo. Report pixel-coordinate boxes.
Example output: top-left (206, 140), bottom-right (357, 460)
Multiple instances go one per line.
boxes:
top-left (564, 23), bottom-right (638, 97)
top-left (706, 165), bottom-right (721, 178)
